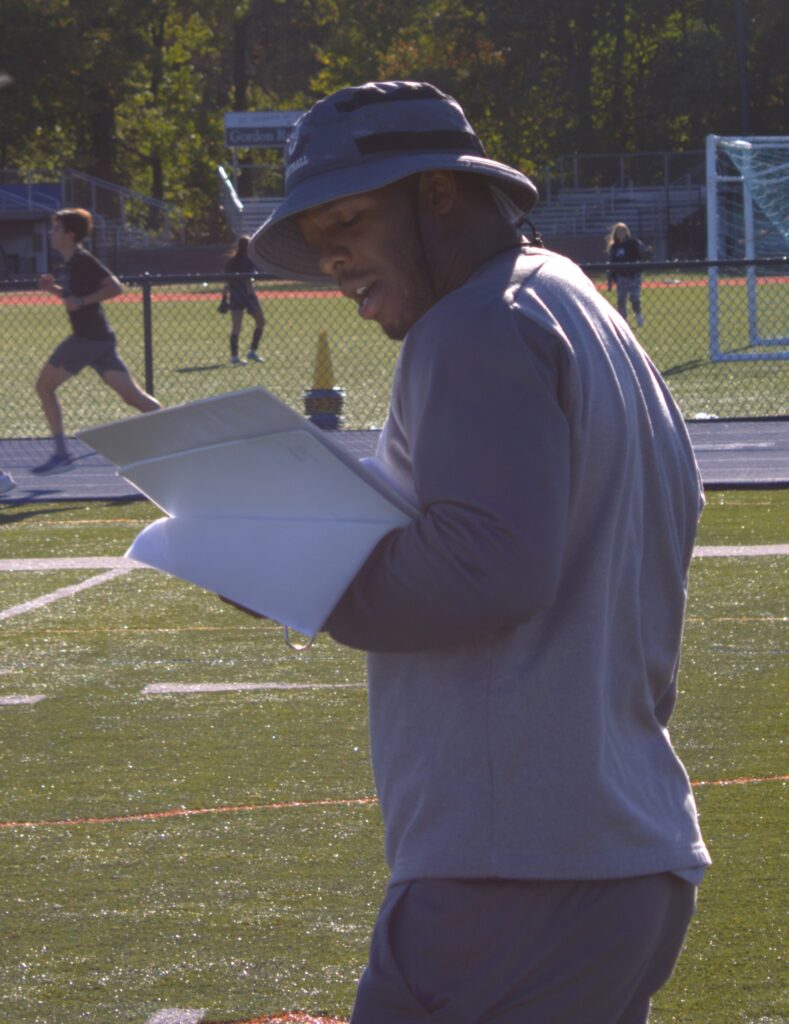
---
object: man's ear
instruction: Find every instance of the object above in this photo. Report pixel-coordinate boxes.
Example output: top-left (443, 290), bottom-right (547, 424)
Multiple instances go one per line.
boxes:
top-left (418, 170), bottom-right (459, 215)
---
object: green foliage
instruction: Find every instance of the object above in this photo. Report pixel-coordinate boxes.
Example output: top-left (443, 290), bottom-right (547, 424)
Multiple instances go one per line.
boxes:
top-left (0, 0), bottom-right (785, 239)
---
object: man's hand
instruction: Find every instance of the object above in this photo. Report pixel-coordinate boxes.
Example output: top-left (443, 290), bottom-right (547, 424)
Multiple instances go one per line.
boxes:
top-left (38, 273), bottom-right (57, 293)
top-left (219, 596), bottom-right (314, 650)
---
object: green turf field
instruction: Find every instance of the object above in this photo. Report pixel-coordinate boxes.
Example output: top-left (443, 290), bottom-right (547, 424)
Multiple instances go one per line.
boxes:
top-left (0, 286), bottom-right (400, 436)
top-left (1, 270), bottom-right (787, 438)
top-left (0, 490), bottom-right (787, 1023)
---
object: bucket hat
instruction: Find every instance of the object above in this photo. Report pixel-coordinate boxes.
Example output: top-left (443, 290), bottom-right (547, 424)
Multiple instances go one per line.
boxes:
top-left (249, 81), bottom-right (538, 282)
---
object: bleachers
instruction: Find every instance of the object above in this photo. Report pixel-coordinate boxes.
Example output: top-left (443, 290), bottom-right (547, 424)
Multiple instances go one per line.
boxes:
top-left (531, 185), bottom-right (704, 240)
top-left (217, 162), bottom-right (704, 256)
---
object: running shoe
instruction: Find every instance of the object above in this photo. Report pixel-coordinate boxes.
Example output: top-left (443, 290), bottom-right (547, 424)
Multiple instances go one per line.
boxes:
top-left (31, 452), bottom-right (75, 476)
top-left (230, 355), bottom-right (247, 365)
top-left (246, 350), bottom-right (263, 362)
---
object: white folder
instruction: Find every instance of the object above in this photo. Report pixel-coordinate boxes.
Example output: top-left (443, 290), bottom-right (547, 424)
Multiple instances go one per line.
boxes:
top-left (78, 388), bottom-right (416, 638)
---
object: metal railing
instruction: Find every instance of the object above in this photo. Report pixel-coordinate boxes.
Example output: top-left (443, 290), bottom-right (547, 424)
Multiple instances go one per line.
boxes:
top-left (63, 170), bottom-right (184, 244)
top-left (217, 165), bottom-right (282, 237)
top-left (541, 150), bottom-right (706, 197)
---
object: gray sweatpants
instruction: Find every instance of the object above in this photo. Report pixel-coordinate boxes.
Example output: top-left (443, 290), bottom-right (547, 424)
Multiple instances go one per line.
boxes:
top-left (351, 874), bottom-right (695, 1024)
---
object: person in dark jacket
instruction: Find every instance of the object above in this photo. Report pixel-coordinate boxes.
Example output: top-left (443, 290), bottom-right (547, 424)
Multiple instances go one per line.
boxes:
top-left (606, 221), bottom-right (648, 327)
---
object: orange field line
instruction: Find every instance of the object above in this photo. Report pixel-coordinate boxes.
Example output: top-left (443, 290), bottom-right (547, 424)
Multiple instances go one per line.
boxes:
top-left (692, 773), bottom-right (788, 788)
top-left (1, 277), bottom-right (787, 306)
top-left (0, 795), bottom-right (378, 830)
top-left (1, 778), bottom-right (786, 831)
top-left (594, 276), bottom-right (789, 291)
top-left (0, 289), bottom-right (341, 306)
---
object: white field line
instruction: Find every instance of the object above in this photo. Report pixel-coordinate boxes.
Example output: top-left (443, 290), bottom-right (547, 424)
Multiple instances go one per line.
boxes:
top-left (1, 547), bottom-right (786, 576)
top-left (144, 1011), bottom-right (206, 1024)
top-left (694, 442), bottom-right (775, 451)
top-left (0, 566), bottom-right (134, 623)
top-left (693, 544), bottom-right (789, 557)
top-left (0, 548), bottom-right (786, 625)
top-left (0, 694), bottom-right (46, 706)
top-left (143, 681), bottom-right (365, 694)
top-left (0, 557), bottom-right (141, 570)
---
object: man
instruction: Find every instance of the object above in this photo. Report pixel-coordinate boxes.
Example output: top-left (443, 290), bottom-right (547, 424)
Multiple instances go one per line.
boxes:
top-left (33, 208), bottom-right (160, 475)
top-left (251, 81), bottom-right (710, 1024)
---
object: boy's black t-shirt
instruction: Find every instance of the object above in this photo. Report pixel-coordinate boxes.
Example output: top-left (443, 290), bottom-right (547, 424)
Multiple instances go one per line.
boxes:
top-left (59, 247), bottom-right (115, 340)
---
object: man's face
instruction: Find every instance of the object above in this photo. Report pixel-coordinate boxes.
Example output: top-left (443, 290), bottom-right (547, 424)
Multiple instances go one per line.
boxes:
top-left (296, 179), bottom-right (437, 340)
top-left (49, 219), bottom-right (73, 255)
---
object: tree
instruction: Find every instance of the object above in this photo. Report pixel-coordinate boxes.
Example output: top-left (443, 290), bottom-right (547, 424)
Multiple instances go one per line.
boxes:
top-left (1, 0), bottom-right (785, 241)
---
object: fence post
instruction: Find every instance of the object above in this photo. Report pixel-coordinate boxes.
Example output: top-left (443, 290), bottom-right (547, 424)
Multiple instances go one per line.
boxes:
top-left (142, 273), bottom-right (155, 395)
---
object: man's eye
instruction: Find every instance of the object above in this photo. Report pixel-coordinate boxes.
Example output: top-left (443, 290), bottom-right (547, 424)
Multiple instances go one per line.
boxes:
top-left (340, 214), bottom-right (360, 228)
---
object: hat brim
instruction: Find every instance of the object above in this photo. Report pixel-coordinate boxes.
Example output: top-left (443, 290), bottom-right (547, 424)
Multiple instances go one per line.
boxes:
top-left (249, 152), bottom-right (538, 282)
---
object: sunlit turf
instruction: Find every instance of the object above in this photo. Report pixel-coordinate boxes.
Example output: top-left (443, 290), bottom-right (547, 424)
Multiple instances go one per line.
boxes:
top-left (0, 491), bottom-right (787, 1022)
top-left (0, 286), bottom-right (399, 436)
top-left (1, 486), bottom-right (786, 547)
top-left (0, 273), bottom-right (787, 438)
top-left (696, 488), bottom-right (789, 545)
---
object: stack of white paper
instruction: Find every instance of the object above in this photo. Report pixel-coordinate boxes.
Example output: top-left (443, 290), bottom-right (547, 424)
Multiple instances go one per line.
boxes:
top-left (78, 388), bottom-right (416, 637)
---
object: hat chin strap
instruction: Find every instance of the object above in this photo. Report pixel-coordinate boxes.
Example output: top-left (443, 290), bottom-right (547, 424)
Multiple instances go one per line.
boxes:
top-left (488, 184), bottom-right (543, 247)
top-left (488, 183), bottom-right (526, 225)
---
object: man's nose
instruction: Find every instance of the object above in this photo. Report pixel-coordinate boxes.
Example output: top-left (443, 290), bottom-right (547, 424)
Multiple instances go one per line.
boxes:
top-left (317, 239), bottom-right (350, 279)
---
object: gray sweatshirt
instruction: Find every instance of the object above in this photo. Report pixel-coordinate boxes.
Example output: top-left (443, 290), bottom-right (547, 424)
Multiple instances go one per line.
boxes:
top-left (326, 247), bottom-right (711, 884)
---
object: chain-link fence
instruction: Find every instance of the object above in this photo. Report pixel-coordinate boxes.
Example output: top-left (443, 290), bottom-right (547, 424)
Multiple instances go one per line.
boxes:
top-left (1, 258), bottom-right (786, 439)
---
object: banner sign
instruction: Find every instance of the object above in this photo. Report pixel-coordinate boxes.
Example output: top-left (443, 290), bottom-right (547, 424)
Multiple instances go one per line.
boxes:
top-left (224, 111), bottom-right (304, 149)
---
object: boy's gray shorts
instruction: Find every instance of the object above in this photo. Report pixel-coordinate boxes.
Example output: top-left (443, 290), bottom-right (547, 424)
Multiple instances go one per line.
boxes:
top-left (49, 335), bottom-right (128, 376)
top-left (351, 873), bottom-right (696, 1024)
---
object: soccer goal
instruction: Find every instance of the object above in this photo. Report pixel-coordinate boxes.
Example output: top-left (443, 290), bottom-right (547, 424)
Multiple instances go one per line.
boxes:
top-left (706, 134), bottom-right (789, 361)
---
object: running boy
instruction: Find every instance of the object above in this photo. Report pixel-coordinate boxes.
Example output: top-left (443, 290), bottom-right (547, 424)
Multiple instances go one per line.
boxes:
top-left (33, 208), bottom-right (160, 475)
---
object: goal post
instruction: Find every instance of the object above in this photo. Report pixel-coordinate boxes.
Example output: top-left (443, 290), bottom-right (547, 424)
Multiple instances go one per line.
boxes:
top-left (706, 134), bottom-right (789, 361)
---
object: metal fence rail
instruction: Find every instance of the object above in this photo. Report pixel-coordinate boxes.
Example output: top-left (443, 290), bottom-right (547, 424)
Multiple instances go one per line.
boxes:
top-left (1, 258), bottom-right (786, 439)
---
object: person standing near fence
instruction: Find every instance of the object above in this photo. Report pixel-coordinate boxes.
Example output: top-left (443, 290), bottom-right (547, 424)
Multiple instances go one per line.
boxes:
top-left (0, 469), bottom-right (15, 494)
top-left (222, 235), bottom-right (265, 365)
top-left (250, 81), bottom-right (709, 1023)
top-left (32, 208), bottom-right (160, 476)
top-left (606, 221), bottom-right (649, 327)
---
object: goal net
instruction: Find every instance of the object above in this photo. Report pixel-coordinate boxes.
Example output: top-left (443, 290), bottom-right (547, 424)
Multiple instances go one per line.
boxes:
top-left (706, 134), bottom-right (789, 361)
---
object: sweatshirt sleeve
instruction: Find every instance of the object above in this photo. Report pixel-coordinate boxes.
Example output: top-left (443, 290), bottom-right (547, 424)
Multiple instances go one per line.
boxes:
top-left (324, 300), bottom-right (572, 652)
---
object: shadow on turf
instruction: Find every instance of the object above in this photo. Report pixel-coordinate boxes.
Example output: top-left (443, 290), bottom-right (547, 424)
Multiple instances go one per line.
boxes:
top-left (0, 496), bottom-right (141, 523)
top-left (661, 358), bottom-right (706, 377)
top-left (175, 363), bottom-right (228, 373)
top-left (662, 341), bottom-right (781, 380)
